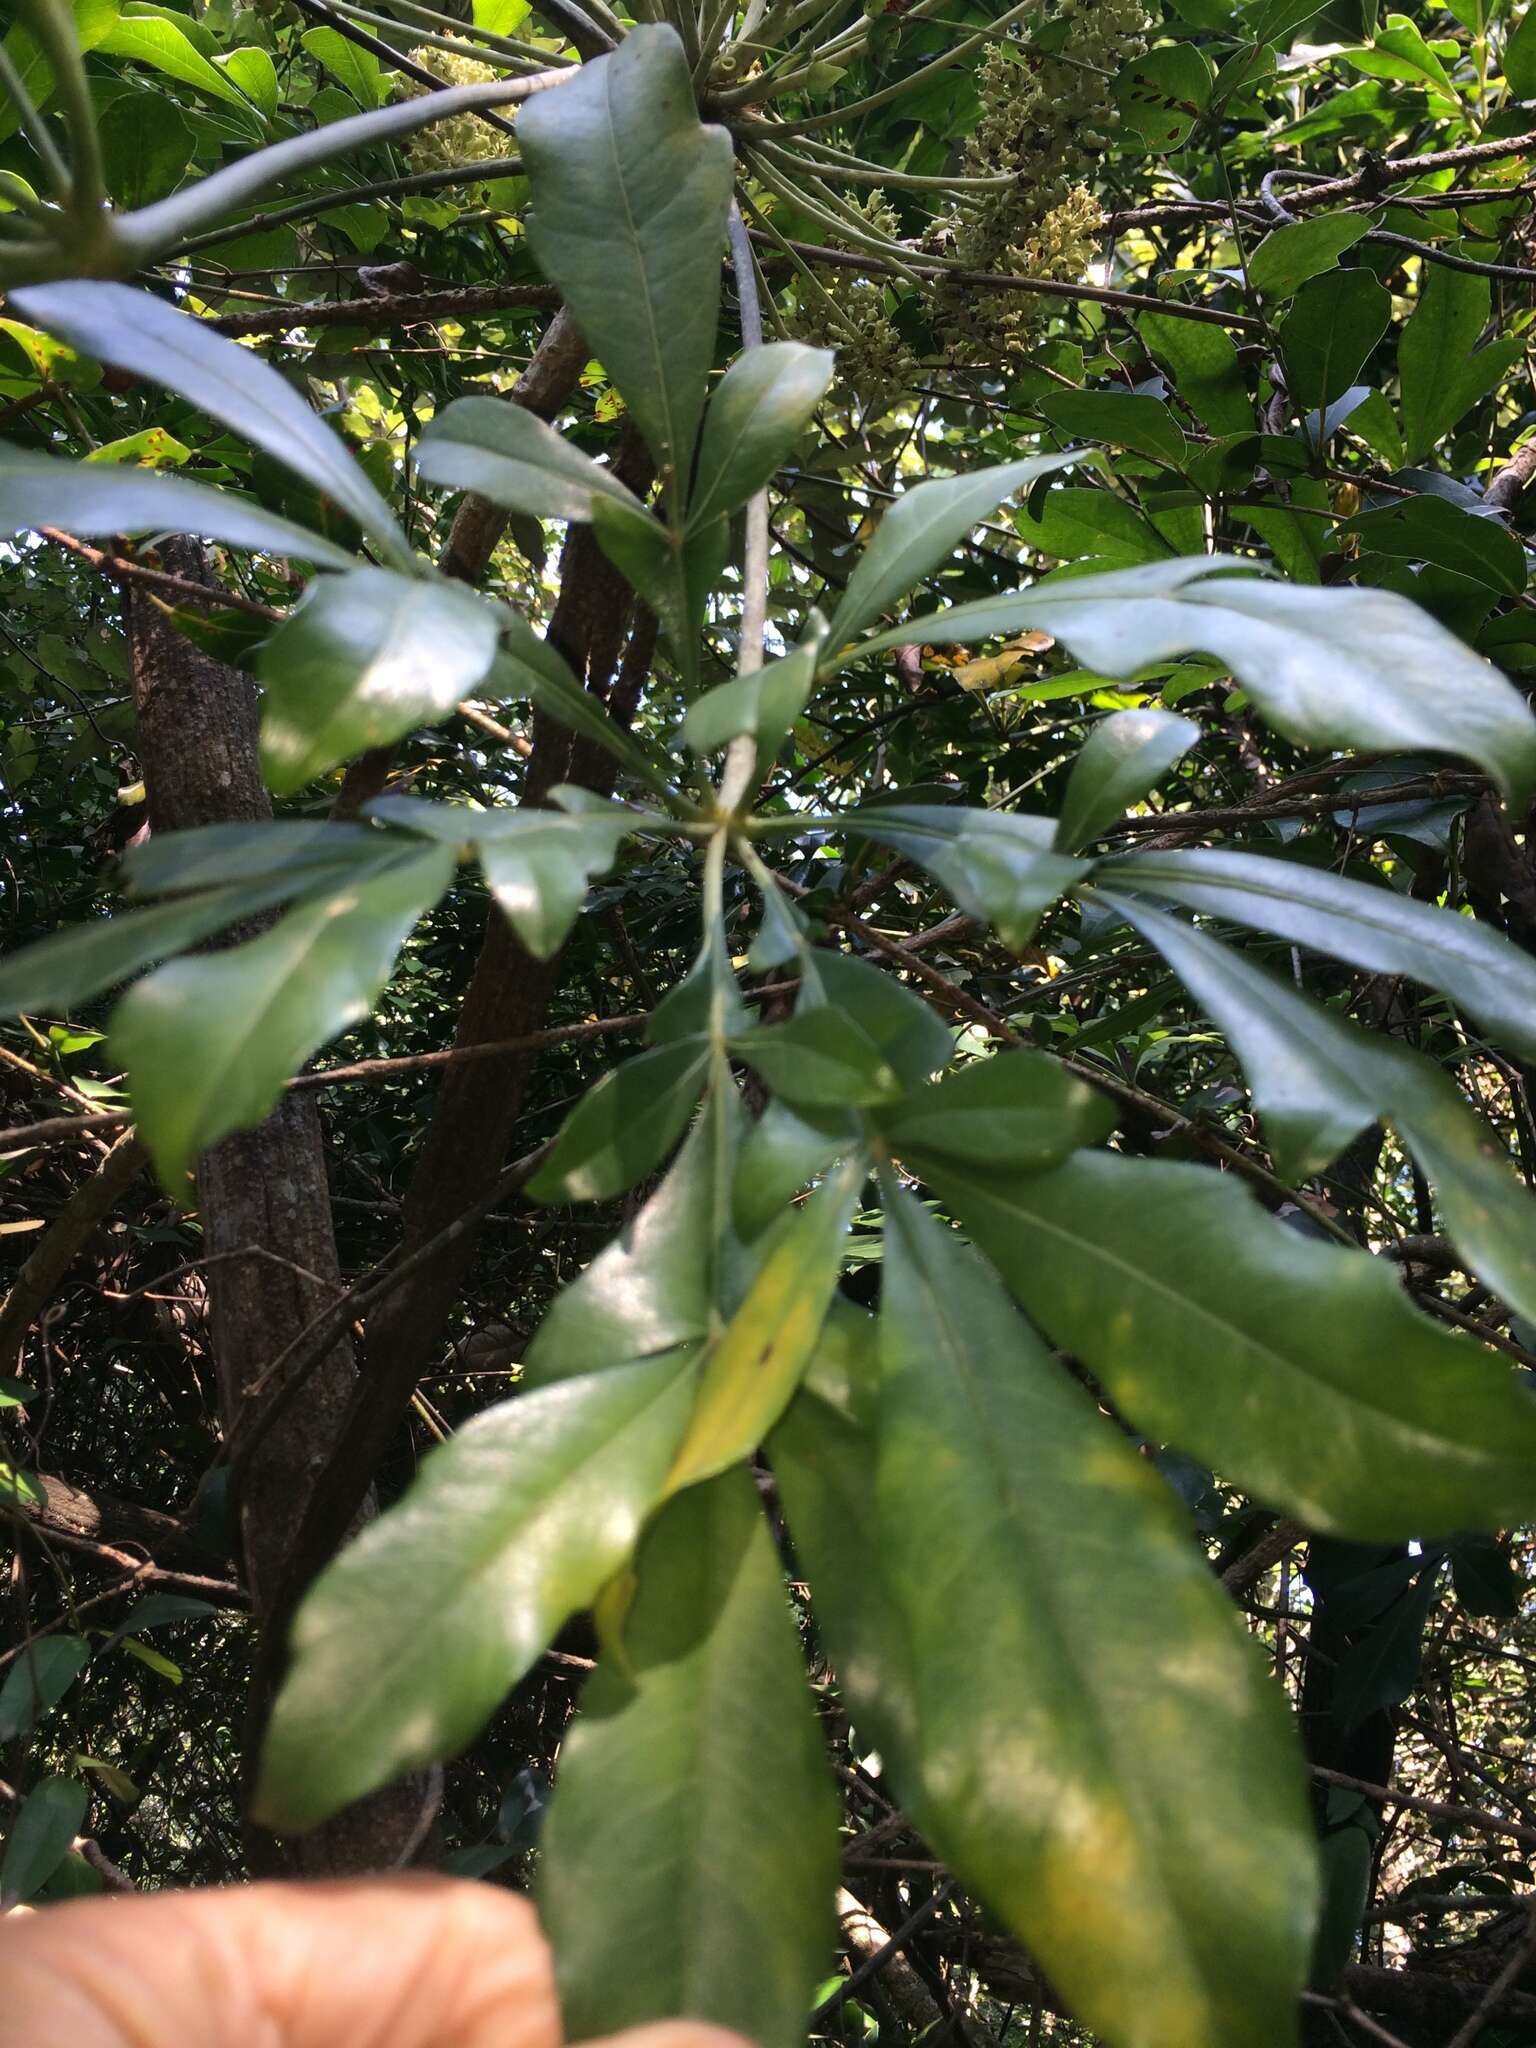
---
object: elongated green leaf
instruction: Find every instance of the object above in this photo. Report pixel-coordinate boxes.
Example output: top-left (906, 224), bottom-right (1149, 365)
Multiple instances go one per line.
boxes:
top-left (1037, 390), bottom-right (1187, 469)
top-left (0, 445), bottom-right (355, 567)
top-left (877, 1187), bottom-right (1315, 2048)
top-left (0, 859), bottom-right (387, 1022)
top-left (1248, 212), bottom-right (1373, 296)
top-left (121, 821), bottom-right (382, 898)
top-left (1108, 844), bottom-right (1536, 1061)
top-left (0, 1638), bottom-right (90, 1741)
top-left (99, 11), bottom-right (255, 107)
top-left (681, 638), bottom-right (819, 756)
top-left (539, 1468), bottom-right (838, 2048)
top-left (300, 24), bottom-right (382, 105)
top-left (254, 1349), bottom-right (697, 1832)
top-left (804, 947), bottom-right (953, 1087)
top-left (518, 26), bottom-right (733, 494)
top-left (688, 342), bottom-right (835, 532)
top-left (1278, 269), bottom-right (1391, 411)
top-left (1104, 894), bottom-right (1536, 1325)
top-left (1056, 708), bottom-right (1199, 852)
top-left (1139, 314), bottom-right (1252, 437)
top-left (1344, 495), bottom-right (1526, 595)
top-left (0, 1776), bottom-right (88, 1908)
top-left (415, 397), bottom-right (648, 525)
top-left (923, 1149), bottom-right (1536, 1539)
top-left (827, 451), bottom-right (1086, 652)
top-left (849, 560), bottom-right (1536, 808)
top-left (1399, 265), bottom-right (1492, 461)
top-left (527, 1040), bottom-right (710, 1204)
top-left (112, 848), bottom-right (454, 1189)
top-left (490, 636), bottom-right (675, 797)
top-left (733, 1097), bottom-right (855, 1241)
top-left (876, 1050), bottom-right (1115, 1168)
top-left (257, 568), bottom-right (500, 793)
top-left (666, 1157), bottom-right (859, 1494)
top-left (371, 793), bottom-right (634, 960)
top-left (589, 492), bottom-right (686, 651)
top-left (732, 1005), bottom-right (904, 1108)
top-left (526, 1107), bottom-right (730, 1386)
top-left (11, 283), bottom-right (409, 564)
top-left (844, 804), bottom-right (1087, 951)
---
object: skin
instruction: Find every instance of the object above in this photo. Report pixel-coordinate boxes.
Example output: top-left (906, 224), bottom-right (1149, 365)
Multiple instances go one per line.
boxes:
top-left (0, 1875), bottom-right (750, 2048)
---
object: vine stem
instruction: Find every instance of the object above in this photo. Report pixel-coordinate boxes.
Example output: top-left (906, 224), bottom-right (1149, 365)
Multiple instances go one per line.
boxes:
top-left (720, 199), bottom-right (770, 815)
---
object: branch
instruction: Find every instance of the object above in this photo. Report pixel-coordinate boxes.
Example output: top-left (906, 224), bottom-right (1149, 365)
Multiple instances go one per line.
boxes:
top-left (0, 1129), bottom-right (147, 1364)
top-left (207, 281), bottom-right (557, 341)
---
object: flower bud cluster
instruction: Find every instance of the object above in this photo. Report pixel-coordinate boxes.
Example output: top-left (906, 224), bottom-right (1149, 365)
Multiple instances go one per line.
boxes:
top-left (398, 45), bottom-right (509, 174)
top-left (792, 196), bottom-right (923, 419)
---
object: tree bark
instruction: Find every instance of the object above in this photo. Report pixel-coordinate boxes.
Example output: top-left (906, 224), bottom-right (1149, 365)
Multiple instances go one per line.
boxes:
top-left (128, 541), bottom-right (421, 1873)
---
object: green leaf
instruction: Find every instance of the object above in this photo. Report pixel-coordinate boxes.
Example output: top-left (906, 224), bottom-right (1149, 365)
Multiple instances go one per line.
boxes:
top-left (219, 44), bottom-right (278, 119)
top-left (1399, 266), bottom-right (1501, 463)
top-left (0, 862), bottom-right (381, 1021)
top-left (665, 1157), bottom-right (859, 1494)
top-left (1103, 895), bottom-right (1536, 1326)
top-left (1016, 483), bottom-right (1176, 568)
top-left (301, 25), bottom-right (382, 105)
top-left (98, 10), bottom-right (255, 107)
top-left (527, 1040), bottom-right (711, 1204)
top-left (518, 25), bottom-right (733, 496)
top-left (1278, 270), bottom-right (1392, 411)
top-left (589, 492), bottom-right (688, 655)
top-left (1108, 844), bottom-right (1536, 1061)
top-left (0, 1777), bottom-right (88, 1908)
top-left (876, 1187), bottom-right (1315, 2048)
top-left (120, 820), bottom-right (382, 898)
top-left (99, 92), bottom-right (194, 208)
top-left (843, 804), bottom-right (1088, 951)
top-left (1507, 2), bottom-right (1536, 96)
top-left (682, 637), bottom-right (820, 756)
top-left (1344, 495), bottom-right (1527, 595)
top-left (415, 396), bottom-right (649, 525)
top-left (539, 1468), bottom-right (838, 2048)
top-left (1338, 15), bottom-right (1459, 108)
top-left (688, 342), bottom-right (835, 532)
top-left (1248, 212), bottom-right (1374, 297)
top-left (490, 635), bottom-right (674, 798)
top-left (1115, 42), bottom-right (1214, 151)
top-left (827, 452), bottom-right (1086, 652)
top-left (878, 1050), bottom-right (1115, 1169)
top-left (1139, 314), bottom-right (1253, 437)
top-left (10, 284), bottom-right (409, 566)
top-left (475, 807), bottom-right (633, 960)
top-left (526, 1109), bottom-right (726, 1387)
top-left (0, 1380), bottom-right (34, 1409)
top-left (257, 568), bottom-right (500, 793)
top-left (851, 560), bottom-right (1536, 808)
top-left (733, 1097), bottom-right (854, 1242)
top-left (732, 1005), bottom-right (905, 1109)
top-left (72, 1754), bottom-right (140, 1804)
top-left (112, 848), bottom-right (453, 1189)
top-left (1056, 708), bottom-right (1199, 852)
top-left (0, 446), bottom-right (355, 568)
top-left (927, 1148), bottom-right (1536, 1539)
top-left (254, 1349), bottom-right (697, 1833)
top-left (0, 1637), bottom-right (90, 1741)
top-left (1038, 391), bottom-right (1187, 469)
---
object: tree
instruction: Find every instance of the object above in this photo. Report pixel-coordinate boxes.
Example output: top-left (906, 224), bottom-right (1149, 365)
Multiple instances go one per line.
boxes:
top-left (5, 0), bottom-right (1536, 2041)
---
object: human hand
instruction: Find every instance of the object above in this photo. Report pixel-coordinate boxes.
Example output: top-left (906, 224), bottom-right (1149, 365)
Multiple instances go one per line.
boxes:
top-left (0, 1874), bottom-right (748, 2048)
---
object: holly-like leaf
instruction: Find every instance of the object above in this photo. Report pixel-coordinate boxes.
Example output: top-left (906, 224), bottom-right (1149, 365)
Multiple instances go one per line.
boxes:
top-left (878, 1050), bottom-right (1116, 1168)
top-left (414, 396), bottom-right (649, 525)
top-left (112, 847), bottom-right (454, 1189)
top-left (0, 446), bottom-right (356, 568)
top-left (849, 560), bottom-right (1536, 808)
top-left (826, 451), bottom-right (1087, 652)
top-left (538, 1468), bottom-right (839, 2048)
top-left (257, 568), bottom-right (501, 794)
top-left (527, 1041), bottom-right (711, 1204)
top-left (518, 26), bottom-right (733, 496)
top-left (1056, 708), bottom-right (1200, 852)
top-left (876, 1186), bottom-right (1316, 2048)
top-left (844, 804), bottom-right (1088, 952)
top-left (11, 283), bottom-right (409, 565)
top-left (687, 342), bottom-right (835, 531)
top-left (925, 1148), bottom-right (1536, 1540)
top-left (1103, 894), bottom-right (1536, 1325)
top-left (1108, 844), bottom-right (1536, 1060)
top-left (253, 1349), bottom-right (697, 1832)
